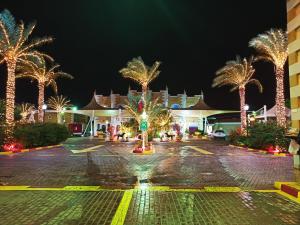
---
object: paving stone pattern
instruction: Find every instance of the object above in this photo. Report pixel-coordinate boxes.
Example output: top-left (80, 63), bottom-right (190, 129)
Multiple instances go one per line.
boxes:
top-left (125, 191), bottom-right (300, 225)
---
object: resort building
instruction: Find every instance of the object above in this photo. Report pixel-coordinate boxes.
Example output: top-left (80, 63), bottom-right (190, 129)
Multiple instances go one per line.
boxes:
top-left (54, 87), bottom-right (238, 136)
top-left (287, 0), bottom-right (300, 129)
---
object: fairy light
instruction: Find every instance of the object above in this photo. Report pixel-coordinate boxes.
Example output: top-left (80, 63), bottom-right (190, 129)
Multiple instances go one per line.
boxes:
top-left (20, 103), bottom-right (35, 123)
top-left (47, 95), bottom-right (70, 123)
top-left (249, 29), bottom-right (288, 127)
top-left (0, 9), bottom-right (53, 141)
top-left (16, 57), bottom-right (73, 122)
top-left (120, 57), bottom-right (161, 150)
top-left (212, 56), bottom-right (263, 133)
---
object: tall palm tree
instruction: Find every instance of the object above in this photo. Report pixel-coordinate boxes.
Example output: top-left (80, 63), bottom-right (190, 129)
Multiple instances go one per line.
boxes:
top-left (47, 95), bottom-right (70, 124)
top-left (16, 58), bottom-right (73, 122)
top-left (120, 57), bottom-right (161, 149)
top-left (249, 29), bottom-right (288, 127)
top-left (212, 56), bottom-right (263, 132)
top-left (0, 9), bottom-right (52, 127)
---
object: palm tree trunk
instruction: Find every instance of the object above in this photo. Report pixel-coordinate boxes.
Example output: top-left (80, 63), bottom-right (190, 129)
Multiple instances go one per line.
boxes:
top-left (275, 67), bottom-right (286, 127)
top-left (38, 82), bottom-right (45, 123)
top-left (239, 87), bottom-right (247, 133)
top-left (142, 85), bottom-right (149, 148)
top-left (5, 60), bottom-right (17, 141)
top-left (5, 60), bottom-right (16, 126)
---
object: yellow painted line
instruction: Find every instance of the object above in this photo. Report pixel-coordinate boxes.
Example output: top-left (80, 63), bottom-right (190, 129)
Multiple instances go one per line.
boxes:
top-left (204, 187), bottom-right (241, 192)
top-left (276, 190), bottom-right (300, 204)
top-left (0, 152), bottom-right (13, 155)
top-left (186, 146), bottom-right (214, 155)
top-left (111, 190), bottom-right (133, 225)
top-left (21, 149), bottom-right (29, 152)
top-left (71, 145), bottom-right (104, 154)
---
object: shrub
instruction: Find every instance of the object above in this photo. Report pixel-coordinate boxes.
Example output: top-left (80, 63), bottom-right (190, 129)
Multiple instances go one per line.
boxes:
top-left (228, 128), bottom-right (246, 146)
top-left (247, 122), bottom-right (289, 149)
top-left (13, 123), bottom-right (70, 148)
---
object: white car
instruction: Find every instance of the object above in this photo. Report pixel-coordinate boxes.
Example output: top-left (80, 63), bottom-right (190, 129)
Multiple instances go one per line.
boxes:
top-left (211, 130), bottom-right (226, 139)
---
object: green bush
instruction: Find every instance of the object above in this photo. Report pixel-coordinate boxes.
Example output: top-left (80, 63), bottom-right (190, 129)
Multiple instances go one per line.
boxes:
top-left (228, 128), bottom-right (247, 146)
top-left (13, 123), bottom-right (70, 148)
top-left (228, 122), bottom-right (289, 150)
top-left (247, 122), bottom-right (289, 149)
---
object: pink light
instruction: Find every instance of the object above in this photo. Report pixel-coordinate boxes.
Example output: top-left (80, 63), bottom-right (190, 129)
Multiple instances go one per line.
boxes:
top-left (3, 142), bottom-right (23, 153)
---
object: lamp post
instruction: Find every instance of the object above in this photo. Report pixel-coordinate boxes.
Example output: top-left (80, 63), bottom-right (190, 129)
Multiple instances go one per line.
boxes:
top-left (244, 104), bottom-right (249, 136)
top-left (42, 104), bottom-right (47, 123)
top-left (141, 110), bottom-right (148, 151)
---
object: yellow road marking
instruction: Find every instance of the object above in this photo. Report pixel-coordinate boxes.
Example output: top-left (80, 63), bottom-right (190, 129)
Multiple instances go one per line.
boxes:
top-left (276, 190), bottom-right (300, 204)
top-left (0, 152), bottom-right (13, 155)
top-left (186, 146), bottom-right (214, 155)
top-left (204, 187), bottom-right (241, 192)
top-left (110, 190), bottom-right (133, 225)
top-left (71, 145), bottom-right (104, 154)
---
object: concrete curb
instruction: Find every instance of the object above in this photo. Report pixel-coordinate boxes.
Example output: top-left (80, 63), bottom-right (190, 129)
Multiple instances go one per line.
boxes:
top-left (0, 144), bottom-right (63, 155)
top-left (274, 182), bottom-right (300, 199)
top-left (228, 145), bottom-right (291, 157)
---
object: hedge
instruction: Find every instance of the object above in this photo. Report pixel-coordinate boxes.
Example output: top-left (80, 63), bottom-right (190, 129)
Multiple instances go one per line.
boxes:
top-left (1, 123), bottom-right (70, 149)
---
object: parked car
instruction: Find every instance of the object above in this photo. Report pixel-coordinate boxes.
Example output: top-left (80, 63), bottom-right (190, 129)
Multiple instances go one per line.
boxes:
top-left (211, 129), bottom-right (226, 139)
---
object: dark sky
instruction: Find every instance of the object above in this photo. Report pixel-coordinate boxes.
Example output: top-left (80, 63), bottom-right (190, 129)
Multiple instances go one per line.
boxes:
top-left (0, 0), bottom-right (288, 110)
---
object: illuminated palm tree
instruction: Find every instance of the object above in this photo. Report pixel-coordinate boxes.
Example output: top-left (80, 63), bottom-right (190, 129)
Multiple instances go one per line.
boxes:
top-left (119, 57), bottom-right (161, 94)
top-left (249, 29), bottom-right (288, 127)
top-left (212, 56), bottom-right (263, 132)
top-left (120, 57), bottom-right (161, 149)
top-left (0, 9), bottom-right (53, 128)
top-left (16, 58), bottom-right (73, 122)
top-left (20, 103), bottom-right (35, 123)
top-left (47, 95), bottom-right (71, 124)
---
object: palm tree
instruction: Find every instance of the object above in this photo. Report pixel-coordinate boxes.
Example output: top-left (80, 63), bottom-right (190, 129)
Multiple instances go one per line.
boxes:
top-left (249, 29), bottom-right (288, 127)
top-left (0, 9), bottom-right (53, 127)
top-left (212, 56), bottom-right (263, 132)
top-left (16, 58), bottom-right (73, 122)
top-left (119, 57), bottom-right (161, 94)
top-left (20, 103), bottom-right (35, 123)
top-left (47, 95), bottom-right (70, 124)
top-left (120, 57), bottom-right (161, 149)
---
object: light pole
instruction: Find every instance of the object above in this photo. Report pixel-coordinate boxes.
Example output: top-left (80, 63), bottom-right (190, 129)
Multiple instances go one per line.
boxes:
top-left (244, 104), bottom-right (249, 136)
top-left (42, 104), bottom-right (47, 123)
top-left (141, 110), bottom-right (148, 150)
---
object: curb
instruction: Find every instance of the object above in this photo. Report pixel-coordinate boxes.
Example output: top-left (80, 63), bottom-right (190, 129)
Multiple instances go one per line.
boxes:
top-left (228, 145), bottom-right (291, 157)
top-left (0, 144), bottom-right (63, 155)
top-left (274, 182), bottom-right (300, 199)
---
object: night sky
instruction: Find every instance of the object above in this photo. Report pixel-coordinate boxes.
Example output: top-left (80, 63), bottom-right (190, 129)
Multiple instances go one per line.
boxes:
top-left (0, 0), bottom-right (288, 110)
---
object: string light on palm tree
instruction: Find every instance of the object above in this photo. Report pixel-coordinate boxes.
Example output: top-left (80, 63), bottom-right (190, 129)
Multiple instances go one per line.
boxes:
top-left (20, 103), bottom-right (35, 123)
top-left (47, 95), bottom-right (70, 124)
top-left (16, 57), bottom-right (73, 122)
top-left (0, 9), bottom-right (53, 133)
top-left (212, 56), bottom-right (263, 133)
top-left (249, 29), bottom-right (288, 127)
top-left (120, 57), bottom-right (161, 151)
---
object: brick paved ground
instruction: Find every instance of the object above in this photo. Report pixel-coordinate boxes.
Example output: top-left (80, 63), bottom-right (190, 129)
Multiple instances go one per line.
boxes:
top-left (0, 138), bottom-right (299, 189)
top-left (0, 190), bottom-right (123, 225)
top-left (0, 137), bottom-right (300, 224)
top-left (0, 190), bottom-right (299, 225)
top-left (125, 191), bottom-right (300, 225)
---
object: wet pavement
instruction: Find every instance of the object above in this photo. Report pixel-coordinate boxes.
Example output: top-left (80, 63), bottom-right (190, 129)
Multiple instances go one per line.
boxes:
top-left (0, 137), bottom-right (299, 224)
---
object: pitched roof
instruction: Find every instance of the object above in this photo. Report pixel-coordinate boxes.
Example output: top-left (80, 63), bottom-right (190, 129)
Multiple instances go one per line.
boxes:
top-left (185, 99), bottom-right (213, 110)
top-left (81, 95), bottom-right (114, 110)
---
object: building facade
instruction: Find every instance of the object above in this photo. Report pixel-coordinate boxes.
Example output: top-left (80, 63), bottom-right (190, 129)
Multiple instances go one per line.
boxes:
top-left (76, 88), bottom-right (238, 136)
top-left (287, 0), bottom-right (300, 129)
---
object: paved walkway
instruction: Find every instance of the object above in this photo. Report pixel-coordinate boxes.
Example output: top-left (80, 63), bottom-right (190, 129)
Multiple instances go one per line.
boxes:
top-left (0, 137), bottom-right (299, 224)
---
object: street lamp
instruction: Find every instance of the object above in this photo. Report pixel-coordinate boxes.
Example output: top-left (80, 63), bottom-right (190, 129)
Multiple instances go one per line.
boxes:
top-left (42, 104), bottom-right (47, 123)
top-left (244, 104), bottom-right (249, 136)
